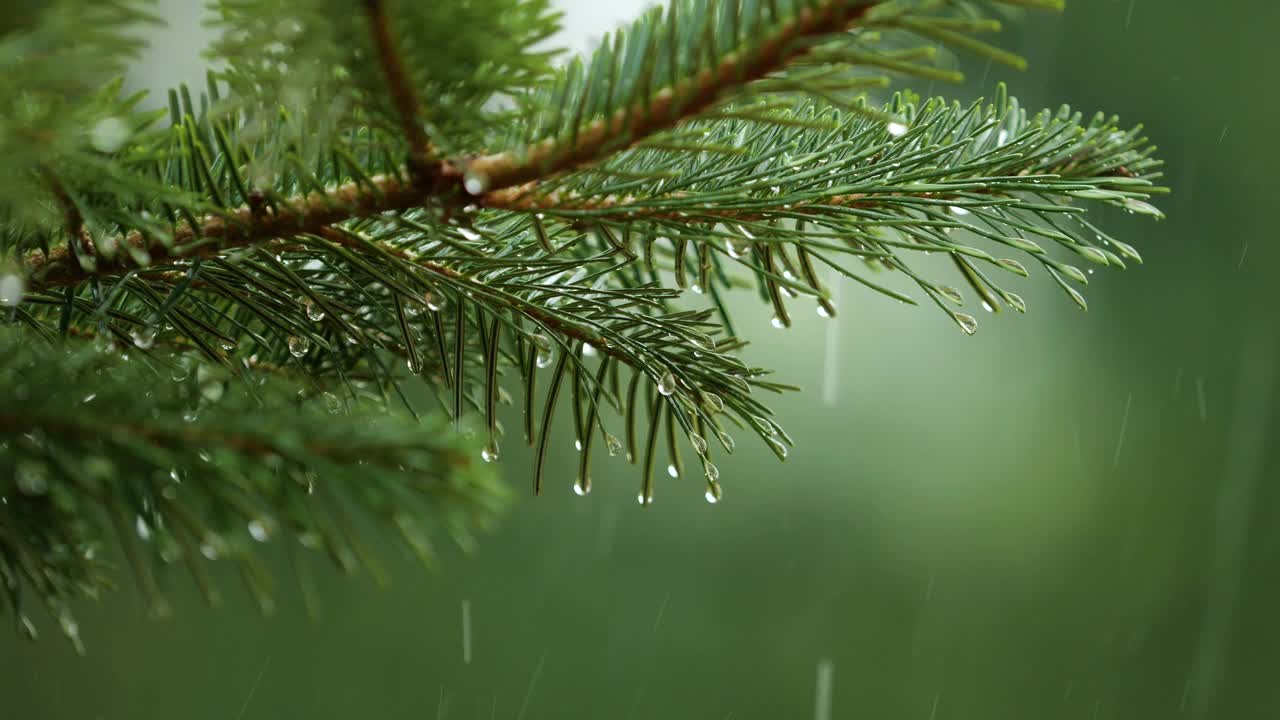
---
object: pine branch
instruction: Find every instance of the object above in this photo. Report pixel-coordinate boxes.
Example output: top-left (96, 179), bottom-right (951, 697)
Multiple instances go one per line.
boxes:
top-left (19, 0), bottom-right (1048, 292)
top-left (0, 0), bottom-right (1171, 650)
top-left (0, 331), bottom-right (506, 651)
top-left (362, 0), bottom-right (435, 171)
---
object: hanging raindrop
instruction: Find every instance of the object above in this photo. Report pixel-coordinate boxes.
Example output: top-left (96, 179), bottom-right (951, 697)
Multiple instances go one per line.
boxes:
top-left (704, 478), bottom-right (723, 504)
top-left (481, 439), bottom-right (499, 462)
top-left (656, 371), bottom-right (677, 396)
top-left (424, 290), bottom-right (446, 311)
top-left (637, 491), bottom-right (654, 506)
top-left (604, 433), bottom-right (623, 456)
top-left (690, 433), bottom-right (708, 455)
top-left (248, 519), bottom-right (270, 542)
top-left (573, 477), bottom-right (591, 496)
top-left (287, 335), bottom-right (310, 357)
top-left (717, 431), bottom-right (736, 452)
top-left (322, 391), bottom-right (342, 414)
top-left (701, 391), bottom-right (724, 413)
top-left (90, 116), bottom-right (131, 153)
top-left (131, 326), bottom-right (157, 350)
top-left (0, 272), bottom-right (26, 307)
top-left (953, 313), bottom-right (978, 335)
top-left (305, 299), bottom-right (326, 322)
top-left (463, 169), bottom-right (489, 195)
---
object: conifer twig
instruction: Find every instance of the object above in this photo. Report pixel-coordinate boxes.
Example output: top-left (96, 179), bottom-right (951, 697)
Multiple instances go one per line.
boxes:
top-left (22, 0), bottom-right (885, 291)
top-left (363, 0), bottom-right (435, 175)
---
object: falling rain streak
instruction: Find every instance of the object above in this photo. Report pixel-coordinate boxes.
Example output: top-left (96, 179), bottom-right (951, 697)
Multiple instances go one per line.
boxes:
top-left (461, 600), bottom-right (473, 665)
top-left (814, 659), bottom-right (833, 720)
top-left (821, 269), bottom-right (842, 407)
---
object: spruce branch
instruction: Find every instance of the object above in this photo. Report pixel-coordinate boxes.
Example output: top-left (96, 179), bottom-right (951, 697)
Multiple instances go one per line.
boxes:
top-left (0, 332), bottom-right (506, 651)
top-left (20, 0), bottom-right (1053, 292)
top-left (362, 0), bottom-right (435, 172)
top-left (0, 0), bottom-right (1170, 649)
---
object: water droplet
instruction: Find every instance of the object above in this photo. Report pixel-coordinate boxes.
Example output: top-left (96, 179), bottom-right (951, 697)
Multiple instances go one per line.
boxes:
top-left (937, 286), bottom-right (963, 305)
top-left (18, 614), bottom-right (37, 641)
top-left (170, 364), bottom-right (189, 382)
top-left (131, 326), bottom-right (157, 349)
top-left (656, 371), bottom-right (676, 396)
top-left (725, 238), bottom-right (750, 259)
top-left (90, 116), bottom-right (130, 153)
top-left (58, 608), bottom-right (82, 653)
top-left (637, 491), bottom-right (654, 506)
top-left (701, 391), bottom-right (724, 413)
top-left (998, 258), bottom-right (1028, 277)
top-left (1061, 265), bottom-right (1088, 284)
top-left (322, 391), bottom-right (342, 414)
top-left (771, 316), bottom-right (787, 329)
top-left (199, 535), bottom-right (222, 559)
top-left (582, 342), bottom-right (597, 357)
top-left (1121, 197), bottom-right (1163, 218)
top-left (981, 301), bottom-right (994, 313)
top-left (817, 304), bottom-right (834, 318)
top-left (690, 433), bottom-right (708, 455)
top-left (691, 283), bottom-right (704, 295)
top-left (287, 335), bottom-right (310, 358)
top-left (953, 312), bottom-right (978, 335)
top-left (247, 519), bottom-right (270, 542)
top-left (424, 290), bottom-right (446, 312)
top-left (458, 227), bottom-right (482, 241)
top-left (886, 121), bottom-right (908, 137)
top-left (305, 299), bottom-right (326, 322)
top-left (0, 272), bottom-right (25, 307)
top-left (704, 462), bottom-right (721, 482)
top-left (605, 433), bottom-right (623, 456)
top-left (573, 439), bottom-right (582, 452)
top-left (1006, 293), bottom-right (1026, 313)
top-left (535, 347), bottom-right (554, 368)
top-left (949, 205), bottom-right (970, 216)
top-left (573, 478), bottom-right (591, 496)
top-left (15, 461), bottom-right (48, 495)
top-left (718, 431), bottom-right (736, 452)
top-left (135, 515), bottom-right (152, 541)
top-left (463, 170), bottom-right (489, 195)
top-left (666, 464), bottom-right (679, 478)
top-left (481, 439), bottom-right (499, 462)
top-left (1064, 285), bottom-right (1088, 311)
top-left (704, 480), bottom-right (723, 504)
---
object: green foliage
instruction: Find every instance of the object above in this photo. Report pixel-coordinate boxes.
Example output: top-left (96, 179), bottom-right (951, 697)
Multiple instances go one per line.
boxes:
top-left (0, 0), bottom-right (1166, 650)
top-left (0, 330), bottom-right (506, 650)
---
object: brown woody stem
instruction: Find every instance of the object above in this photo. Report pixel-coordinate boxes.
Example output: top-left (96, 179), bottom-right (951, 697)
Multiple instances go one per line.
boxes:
top-left (22, 0), bottom-right (881, 291)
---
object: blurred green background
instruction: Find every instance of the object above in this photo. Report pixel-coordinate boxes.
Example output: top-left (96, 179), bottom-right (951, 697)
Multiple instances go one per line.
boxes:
top-left (5, 1), bottom-right (1279, 718)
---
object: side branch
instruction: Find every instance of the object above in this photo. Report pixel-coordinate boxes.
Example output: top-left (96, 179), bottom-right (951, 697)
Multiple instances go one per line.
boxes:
top-left (363, 0), bottom-right (434, 173)
top-left (23, 0), bottom-right (885, 289)
top-left (463, 0), bottom-right (878, 192)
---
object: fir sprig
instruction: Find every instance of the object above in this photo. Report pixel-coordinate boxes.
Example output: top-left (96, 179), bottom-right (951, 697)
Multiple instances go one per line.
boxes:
top-left (0, 0), bottom-right (1166, 650)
